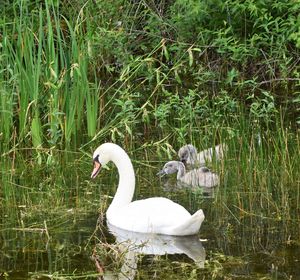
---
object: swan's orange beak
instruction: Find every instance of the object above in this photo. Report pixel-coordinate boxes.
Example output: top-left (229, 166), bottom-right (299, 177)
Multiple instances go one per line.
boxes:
top-left (91, 161), bottom-right (101, 179)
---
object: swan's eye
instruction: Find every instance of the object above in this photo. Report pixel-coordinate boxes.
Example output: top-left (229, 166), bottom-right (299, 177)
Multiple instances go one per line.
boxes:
top-left (93, 154), bottom-right (100, 163)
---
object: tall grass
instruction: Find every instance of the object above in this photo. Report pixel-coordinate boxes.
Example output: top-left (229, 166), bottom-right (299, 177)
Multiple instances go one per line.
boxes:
top-left (1, 0), bottom-right (299, 155)
top-left (0, 1), bottom-right (99, 152)
top-left (203, 113), bottom-right (300, 240)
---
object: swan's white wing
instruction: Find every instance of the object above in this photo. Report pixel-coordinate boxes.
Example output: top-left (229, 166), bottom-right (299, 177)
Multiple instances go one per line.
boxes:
top-left (107, 197), bottom-right (193, 234)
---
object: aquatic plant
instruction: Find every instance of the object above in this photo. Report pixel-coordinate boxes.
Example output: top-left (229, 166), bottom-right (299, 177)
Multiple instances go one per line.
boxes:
top-left (0, 0), bottom-right (299, 153)
top-left (1, 1), bottom-right (299, 279)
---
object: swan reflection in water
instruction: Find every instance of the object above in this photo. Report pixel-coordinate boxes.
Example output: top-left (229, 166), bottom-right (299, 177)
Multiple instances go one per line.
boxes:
top-left (101, 223), bottom-right (206, 280)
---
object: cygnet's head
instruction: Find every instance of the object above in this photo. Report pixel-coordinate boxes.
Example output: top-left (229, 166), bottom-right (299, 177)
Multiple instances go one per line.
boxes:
top-left (157, 161), bottom-right (185, 177)
top-left (178, 144), bottom-right (197, 163)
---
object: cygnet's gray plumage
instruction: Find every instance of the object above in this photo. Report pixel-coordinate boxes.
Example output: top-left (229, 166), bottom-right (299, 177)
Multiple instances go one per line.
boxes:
top-left (178, 144), bottom-right (227, 166)
top-left (157, 161), bottom-right (219, 188)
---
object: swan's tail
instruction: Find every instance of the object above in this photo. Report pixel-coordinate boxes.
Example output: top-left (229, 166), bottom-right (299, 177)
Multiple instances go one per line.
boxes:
top-left (172, 209), bottom-right (205, 236)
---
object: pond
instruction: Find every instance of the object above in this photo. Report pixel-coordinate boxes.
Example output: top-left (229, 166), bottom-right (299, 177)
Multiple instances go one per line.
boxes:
top-left (0, 139), bottom-right (299, 279)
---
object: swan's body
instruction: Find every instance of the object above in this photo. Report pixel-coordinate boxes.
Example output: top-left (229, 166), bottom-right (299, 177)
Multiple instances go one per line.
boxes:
top-left (158, 161), bottom-right (219, 188)
top-left (91, 143), bottom-right (204, 236)
top-left (178, 143), bottom-right (227, 166)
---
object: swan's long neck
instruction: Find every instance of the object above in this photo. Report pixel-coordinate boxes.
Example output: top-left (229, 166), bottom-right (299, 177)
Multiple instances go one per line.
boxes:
top-left (107, 147), bottom-right (135, 213)
top-left (177, 162), bottom-right (186, 179)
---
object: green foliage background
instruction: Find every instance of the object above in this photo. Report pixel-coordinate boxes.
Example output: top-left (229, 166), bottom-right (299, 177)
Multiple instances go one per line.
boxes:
top-left (0, 0), bottom-right (299, 151)
top-left (1, 2), bottom-right (300, 278)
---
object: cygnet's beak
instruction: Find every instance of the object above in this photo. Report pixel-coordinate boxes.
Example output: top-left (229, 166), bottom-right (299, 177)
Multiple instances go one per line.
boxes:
top-left (91, 161), bottom-right (102, 179)
top-left (156, 169), bottom-right (166, 177)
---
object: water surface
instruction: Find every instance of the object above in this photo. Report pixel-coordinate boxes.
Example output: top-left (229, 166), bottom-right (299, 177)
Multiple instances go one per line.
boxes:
top-left (0, 144), bottom-right (299, 279)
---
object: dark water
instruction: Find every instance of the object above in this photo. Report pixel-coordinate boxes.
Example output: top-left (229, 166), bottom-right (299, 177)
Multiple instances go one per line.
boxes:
top-left (0, 146), bottom-right (299, 279)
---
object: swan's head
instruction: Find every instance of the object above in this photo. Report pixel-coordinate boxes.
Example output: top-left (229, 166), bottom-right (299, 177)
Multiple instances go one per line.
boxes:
top-left (91, 143), bottom-right (119, 179)
top-left (157, 161), bottom-right (185, 177)
top-left (178, 144), bottom-right (197, 164)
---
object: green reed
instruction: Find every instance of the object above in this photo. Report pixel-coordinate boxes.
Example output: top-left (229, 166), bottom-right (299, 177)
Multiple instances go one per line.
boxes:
top-left (0, 1), bottom-right (101, 152)
top-left (208, 112), bottom-right (300, 233)
top-left (0, 0), bottom-right (299, 228)
top-left (0, 56), bottom-right (15, 147)
top-left (1, 0), bottom-right (299, 154)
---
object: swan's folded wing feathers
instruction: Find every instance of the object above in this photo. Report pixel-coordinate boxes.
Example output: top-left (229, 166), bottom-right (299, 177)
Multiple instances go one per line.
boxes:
top-left (108, 197), bottom-right (197, 234)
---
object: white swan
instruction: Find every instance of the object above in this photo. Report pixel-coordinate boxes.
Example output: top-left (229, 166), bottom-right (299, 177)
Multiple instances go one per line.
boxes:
top-left (91, 143), bottom-right (205, 236)
top-left (157, 161), bottom-right (219, 188)
top-left (178, 143), bottom-right (227, 165)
